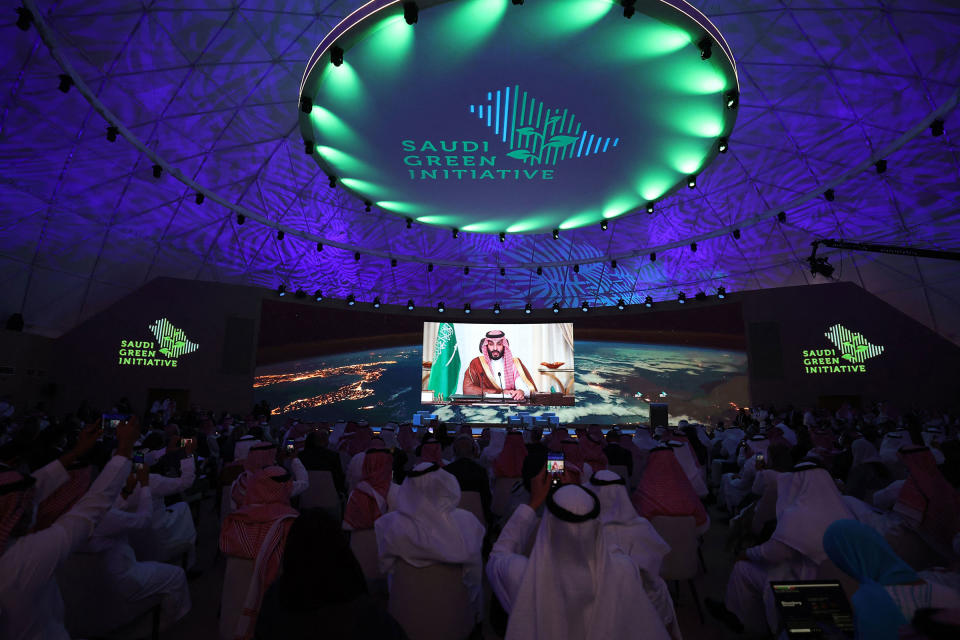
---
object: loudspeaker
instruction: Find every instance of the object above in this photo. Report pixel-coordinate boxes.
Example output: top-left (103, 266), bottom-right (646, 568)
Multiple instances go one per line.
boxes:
top-left (649, 403), bottom-right (668, 428)
top-left (221, 317), bottom-right (256, 374)
top-left (747, 321), bottom-right (784, 379)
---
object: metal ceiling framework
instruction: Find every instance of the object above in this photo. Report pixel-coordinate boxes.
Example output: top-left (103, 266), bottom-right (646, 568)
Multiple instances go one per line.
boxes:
top-left (1, 0), bottom-right (959, 341)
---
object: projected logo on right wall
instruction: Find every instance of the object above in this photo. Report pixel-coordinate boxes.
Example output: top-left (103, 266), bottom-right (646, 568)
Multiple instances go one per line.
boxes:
top-left (801, 324), bottom-right (885, 374)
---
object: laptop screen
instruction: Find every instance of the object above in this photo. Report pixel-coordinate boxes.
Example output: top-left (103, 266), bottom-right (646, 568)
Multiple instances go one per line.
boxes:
top-left (770, 581), bottom-right (855, 639)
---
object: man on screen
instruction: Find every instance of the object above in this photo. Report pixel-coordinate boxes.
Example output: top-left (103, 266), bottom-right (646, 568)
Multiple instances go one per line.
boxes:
top-left (462, 329), bottom-right (537, 400)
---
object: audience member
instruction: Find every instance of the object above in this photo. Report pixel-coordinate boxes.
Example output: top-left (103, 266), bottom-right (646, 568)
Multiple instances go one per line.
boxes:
top-left (632, 445), bottom-right (709, 533)
top-left (298, 430), bottom-right (345, 495)
top-left (343, 449), bottom-right (396, 531)
top-left (444, 435), bottom-right (493, 523)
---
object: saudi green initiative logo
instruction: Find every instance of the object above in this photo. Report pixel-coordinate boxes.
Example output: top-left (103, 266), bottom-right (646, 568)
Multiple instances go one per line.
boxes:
top-left (802, 324), bottom-right (885, 374)
top-left (403, 85), bottom-right (619, 181)
top-left (117, 318), bottom-right (199, 368)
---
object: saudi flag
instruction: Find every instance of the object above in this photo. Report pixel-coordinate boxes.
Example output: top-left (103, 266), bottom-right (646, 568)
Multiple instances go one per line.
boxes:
top-left (427, 322), bottom-right (461, 401)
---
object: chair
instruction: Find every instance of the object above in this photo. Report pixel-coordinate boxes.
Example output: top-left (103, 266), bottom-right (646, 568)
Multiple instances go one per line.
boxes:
top-left (609, 464), bottom-right (630, 482)
top-left (300, 470), bottom-right (341, 520)
top-left (219, 556), bottom-right (255, 640)
top-left (388, 560), bottom-right (475, 640)
top-left (458, 490), bottom-right (486, 525)
top-left (651, 515), bottom-right (704, 623)
top-left (490, 477), bottom-right (519, 517)
top-left (350, 528), bottom-right (382, 581)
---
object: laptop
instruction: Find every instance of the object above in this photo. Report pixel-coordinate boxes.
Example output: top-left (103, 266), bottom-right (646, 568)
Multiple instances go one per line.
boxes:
top-left (770, 581), bottom-right (855, 639)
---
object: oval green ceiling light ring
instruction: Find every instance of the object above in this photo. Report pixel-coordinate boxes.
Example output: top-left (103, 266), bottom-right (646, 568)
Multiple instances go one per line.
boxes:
top-left (299, 0), bottom-right (739, 234)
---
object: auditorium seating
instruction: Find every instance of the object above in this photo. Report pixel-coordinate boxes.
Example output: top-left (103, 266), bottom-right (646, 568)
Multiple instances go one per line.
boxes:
top-left (651, 515), bottom-right (705, 623)
top-left (387, 560), bottom-right (475, 640)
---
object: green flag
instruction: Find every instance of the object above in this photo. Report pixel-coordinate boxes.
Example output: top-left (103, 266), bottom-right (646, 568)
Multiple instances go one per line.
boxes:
top-left (427, 322), bottom-right (461, 401)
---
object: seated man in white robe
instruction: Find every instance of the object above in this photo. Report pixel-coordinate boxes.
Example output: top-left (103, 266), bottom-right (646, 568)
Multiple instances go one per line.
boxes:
top-left (375, 462), bottom-right (486, 623)
top-left (589, 470), bottom-right (679, 639)
top-left (487, 474), bottom-right (670, 640)
top-left (719, 434), bottom-right (769, 513)
top-left (0, 419), bottom-right (138, 640)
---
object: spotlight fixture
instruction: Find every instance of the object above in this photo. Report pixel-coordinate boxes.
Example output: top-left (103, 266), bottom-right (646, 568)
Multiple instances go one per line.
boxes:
top-left (493, 303), bottom-right (501, 315)
top-left (573, 264), bottom-right (580, 273)
top-left (644, 295), bottom-right (653, 308)
top-left (718, 137), bottom-right (728, 153)
top-left (687, 175), bottom-right (697, 189)
top-left (581, 301), bottom-right (589, 313)
top-left (552, 302), bottom-right (560, 314)
top-left (616, 298), bottom-right (626, 310)
top-left (646, 202), bottom-right (654, 214)
top-left (237, 214), bottom-right (245, 225)
top-left (314, 290), bottom-right (323, 301)
top-left (407, 299), bottom-right (415, 310)
top-left (499, 231), bottom-right (506, 243)
top-left (500, 267), bottom-right (505, 276)
top-left (600, 219), bottom-right (608, 230)
top-left (58, 74), bottom-right (73, 93)
top-left (690, 243), bottom-right (697, 253)
top-left (327, 174), bottom-right (336, 189)
top-left (536, 266), bottom-right (543, 276)
top-left (824, 189), bottom-right (835, 202)
top-left (464, 266), bottom-right (469, 275)
top-left (347, 294), bottom-right (356, 306)
top-left (391, 258), bottom-right (397, 267)
top-left (427, 263), bottom-right (433, 272)
top-left (511, 0), bottom-right (523, 4)
top-left (695, 291), bottom-right (707, 301)
top-left (697, 36), bottom-right (712, 60)
top-left (364, 200), bottom-right (372, 212)
top-left (553, 228), bottom-right (560, 239)
top-left (524, 303), bottom-right (532, 314)
top-left (354, 252), bottom-right (361, 261)
top-left (406, 218), bottom-right (413, 229)
top-left (277, 230), bottom-right (284, 241)
top-left (106, 125), bottom-right (118, 142)
top-left (372, 297), bottom-right (381, 308)
top-left (733, 228), bottom-right (741, 240)
top-left (304, 139), bottom-right (313, 155)
top-left (717, 287), bottom-right (726, 299)
top-left (437, 301), bottom-right (445, 313)
top-left (623, 4), bottom-right (635, 19)
top-left (777, 211), bottom-right (786, 223)
top-left (277, 284), bottom-right (286, 297)
top-left (16, 7), bottom-right (33, 31)
top-left (678, 292), bottom-right (686, 304)
top-left (650, 252), bottom-right (656, 262)
top-left (875, 159), bottom-right (887, 174)
top-left (931, 119), bottom-right (944, 137)
top-left (464, 303), bottom-right (471, 314)
top-left (317, 242), bottom-right (323, 252)
top-left (452, 228), bottom-right (459, 239)
top-left (403, 1), bottom-right (419, 24)
top-left (195, 192), bottom-right (204, 204)
top-left (295, 289), bottom-right (306, 299)
top-left (330, 45), bottom-right (344, 66)
top-left (152, 164), bottom-right (162, 179)
top-left (610, 259), bottom-right (618, 269)
top-left (299, 96), bottom-right (312, 113)
top-left (724, 90), bottom-right (739, 109)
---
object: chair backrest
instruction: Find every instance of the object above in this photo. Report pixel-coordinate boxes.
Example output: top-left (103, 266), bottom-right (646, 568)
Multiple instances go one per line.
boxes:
top-left (219, 556), bottom-right (255, 640)
top-left (349, 528), bottom-right (382, 581)
top-left (751, 479), bottom-right (778, 536)
top-left (458, 491), bottom-right (485, 525)
top-left (609, 464), bottom-right (629, 482)
top-left (387, 559), bottom-right (474, 640)
top-left (300, 470), bottom-right (340, 513)
top-left (650, 515), bottom-right (699, 581)
top-left (490, 476), bottom-right (519, 517)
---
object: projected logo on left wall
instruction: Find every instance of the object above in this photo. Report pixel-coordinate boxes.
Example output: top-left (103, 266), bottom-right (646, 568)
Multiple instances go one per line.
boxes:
top-left (117, 318), bottom-right (198, 368)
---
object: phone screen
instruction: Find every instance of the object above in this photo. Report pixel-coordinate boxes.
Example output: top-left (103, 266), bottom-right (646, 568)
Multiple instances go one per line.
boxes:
top-left (547, 452), bottom-right (564, 475)
top-left (285, 438), bottom-right (296, 453)
top-left (101, 413), bottom-right (126, 434)
top-left (133, 451), bottom-right (145, 470)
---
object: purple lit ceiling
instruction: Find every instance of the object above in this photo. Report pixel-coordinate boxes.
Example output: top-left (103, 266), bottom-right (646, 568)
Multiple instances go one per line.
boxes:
top-left (1, 0), bottom-right (959, 341)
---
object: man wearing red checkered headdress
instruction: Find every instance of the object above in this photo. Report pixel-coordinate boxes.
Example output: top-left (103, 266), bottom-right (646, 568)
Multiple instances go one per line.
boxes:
top-left (462, 329), bottom-right (537, 401)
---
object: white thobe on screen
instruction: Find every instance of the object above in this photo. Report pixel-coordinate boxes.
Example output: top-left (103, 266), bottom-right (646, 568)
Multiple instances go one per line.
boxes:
top-left (487, 357), bottom-right (530, 394)
top-left (0, 455), bottom-right (130, 640)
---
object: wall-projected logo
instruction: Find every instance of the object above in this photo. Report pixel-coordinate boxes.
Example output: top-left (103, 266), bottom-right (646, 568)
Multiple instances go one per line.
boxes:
top-left (801, 324), bottom-right (884, 374)
top-left (402, 85), bottom-right (619, 182)
top-left (117, 318), bottom-right (199, 368)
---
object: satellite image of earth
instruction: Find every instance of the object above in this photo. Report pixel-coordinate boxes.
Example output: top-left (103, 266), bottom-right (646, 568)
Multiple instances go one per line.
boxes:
top-left (253, 341), bottom-right (749, 426)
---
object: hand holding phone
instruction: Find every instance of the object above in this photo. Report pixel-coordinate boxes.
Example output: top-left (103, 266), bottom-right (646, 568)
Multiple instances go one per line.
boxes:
top-left (547, 452), bottom-right (565, 486)
top-left (284, 438), bottom-right (296, 456)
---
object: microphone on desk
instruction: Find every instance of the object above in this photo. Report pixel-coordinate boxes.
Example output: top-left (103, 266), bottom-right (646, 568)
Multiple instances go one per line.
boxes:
top-left (497, 372), bottom-right (503, 395)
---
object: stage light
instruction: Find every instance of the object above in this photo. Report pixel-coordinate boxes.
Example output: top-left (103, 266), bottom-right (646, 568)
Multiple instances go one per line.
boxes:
top-left (600, 219), bottom-right (608, 230)
top-left (277, 230), bottom-right (284, 241)
top-left (573, 264), bottom-right (580, 273)
top-left (552, 302), bottom-right (560, 313)
top-left (391, 258), bottom-right (397, 267)
top-left (314, 290), bottom-right (323, 301)
top-left (777, 211), bottom-right (786, 223)
top-left (464, 303), bottom-right (471, 314)
top-left (277, 284), bottom-right (286, 297)
top-left (327, 174), bottom-right (336, 189)
top-left (931, 119), bottom-right (944, 137)
top-left (16, 7), bottom-right (33, 31)
top-left (427, 263), bottom-right (433, 272)
top-left (650, 252), bottom-right (656, 262)
top-left (623, 4), bottom-right (635, 19)
top-left (687, 175), bottom-right (697, 189)
top-left (347, 294), bottom-right (355, 306)
top-left (524, 303), bottom-right (532, 315)
top-left (697, 37), bottom-right (712, 60)
top-left (364, 201), bottom-right (372, 212)
top-left (452, 228), bottom-right (459, 239)
top-left (354, 252), bottom-right (361, 261)
top-left (500, 267), bottom-right (505, 276)
top-left (725, 90), bottom-right (738, 109)
top-left (152, 164), bottom-right (162, 179)
top-left (106, 125), bottom-right (118, 142)
top-left (373, 297), bottom-right (381, 308)
top-left (403, 1), bottom-right (419, 24)
top-left (644, 296), bottom-right (653, 308)
top-left (499, 231), bottom-right (506, 243)
top-left (690, 243), bottom-right (697, 253)
top-left (58, 74), bottom-right (73, 93)
top-left (195, 192), bottom-right (204, 205)
top-left (610, 259), bottom-right (617, 269)
top-left (617, 299), bottom-right (626, 310)
top-left (317, 242), bottom-right (323, 252)
top-left (646, 202), bottom-right (654, 214)
top-left (875, 159), bottom-right (887, 174)
top-left (304, 139), bottom-right (313, 155)
top-left (717, 287), bottom-right (726, 299)
top-left (295, 289), bottom-right (306, 299)
top-left (237, 214), bottom-right (245, 225)
top-left (536, 266), bottom-right (543, 275)
top-left (330, 45), bottom-right (344, 66)
top-left (493, 303), bottom-right (501, 315)
top-left (718, 137), bottom-right (728, 153)
top-left (407, 299), bottom-right (415, 310)
top-left (299, 96), bottom-right (312, 114)
top-left (464, 266), bottom-right (469, 275)
top-left (581, 301), bottom-right (589, 313)
top-left (808, 256), bottom-right (835, 278)
top-left (511, 0), bottom-right (523, 4)
top-left (553, 228), bottom-right (560, 239)
top-left (437, 301), bottom-right (445, 313)
top-left (678, 292), bottom-right (686, 304)
top-left (406, 218), bottom-right (413, 229)
top-left (695, 291), bottom-right (707, 301)
top-left (733, 228), bottom-right (741, 239)
top-left (824, 189), bottom-right (835, 202)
